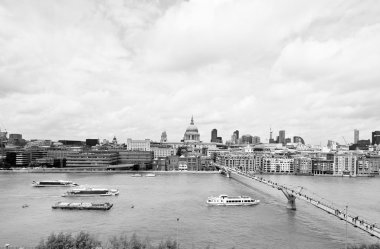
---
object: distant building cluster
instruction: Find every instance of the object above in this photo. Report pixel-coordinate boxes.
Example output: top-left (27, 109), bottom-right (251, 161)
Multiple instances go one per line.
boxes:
top-left (1, 124), bottom-right (380, 177)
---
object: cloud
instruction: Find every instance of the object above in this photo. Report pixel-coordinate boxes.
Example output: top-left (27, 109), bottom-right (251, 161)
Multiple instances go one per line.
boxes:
top-left (0, 0), bottom-right (379, 145)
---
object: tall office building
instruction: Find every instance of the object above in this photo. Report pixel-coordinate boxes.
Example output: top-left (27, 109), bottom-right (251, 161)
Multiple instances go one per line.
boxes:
top-left (233, 130), bottom-right (239, 140)
top-left (211, 129), bottom-right (217, 142)
top-left (293, 136), bottom-right (305, 144)
top-left (160, 131), bottom-right (167, 143)
top-left (279, 130), bottom-right (286, 145)
top-left (372, 131), bottom-right (380, 145)
top-left (354, 129), bottom-right (359, 144)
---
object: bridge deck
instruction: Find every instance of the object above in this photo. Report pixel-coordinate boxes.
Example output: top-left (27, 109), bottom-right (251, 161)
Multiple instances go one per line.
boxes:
top-left (224, 167), bottom-right (380, 239)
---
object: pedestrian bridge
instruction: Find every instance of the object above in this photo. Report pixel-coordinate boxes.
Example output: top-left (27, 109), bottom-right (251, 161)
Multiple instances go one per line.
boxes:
top-left (218, 166), bottom-right (380, 239)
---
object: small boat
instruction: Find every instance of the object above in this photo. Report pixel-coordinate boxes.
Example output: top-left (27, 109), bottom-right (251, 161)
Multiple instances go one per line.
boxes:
top-left (206, 194), bottom-right (260, 206)
top-left (131, 174), bottom-right (142, 177)
top-left (145, 173), bottom-right (156, 177)
top-left (62, 188), bottom-right (119, 197)
top-left (52, 202), bottom-right (113, 210)
top-left (22, 204), bottom-right (29, 208)
top-left (32, 180), bottom-right (79, 187)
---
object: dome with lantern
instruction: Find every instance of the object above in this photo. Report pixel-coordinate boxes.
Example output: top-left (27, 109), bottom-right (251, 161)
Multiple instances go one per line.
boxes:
top-left (183, 116), bottom-right (200, 142)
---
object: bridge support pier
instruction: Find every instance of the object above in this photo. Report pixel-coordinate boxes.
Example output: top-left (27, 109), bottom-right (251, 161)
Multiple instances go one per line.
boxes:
top-left (280, 188), bottom-right (296, 210)
top-left (226, 170), bottom-right (231, 178)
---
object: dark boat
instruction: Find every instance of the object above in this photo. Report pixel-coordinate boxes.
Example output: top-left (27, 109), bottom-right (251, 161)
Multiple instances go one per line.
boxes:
top-left (52, 202), bottom-right (113, 210)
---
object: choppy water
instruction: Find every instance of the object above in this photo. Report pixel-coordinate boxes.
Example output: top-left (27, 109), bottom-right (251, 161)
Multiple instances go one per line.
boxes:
top-left (0, 172), bottom-right (379, 249)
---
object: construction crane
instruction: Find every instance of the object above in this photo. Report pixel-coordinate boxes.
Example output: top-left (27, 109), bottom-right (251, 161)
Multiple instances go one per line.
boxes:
top-left (342, 136), bottom-right (348, 145)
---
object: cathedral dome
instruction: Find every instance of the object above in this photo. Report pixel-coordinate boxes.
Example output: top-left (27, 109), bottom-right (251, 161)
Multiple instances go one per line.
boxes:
top-left (183, 116), bottom-right (200, 142)
top-left (186, 124), bottom-right (199, 133)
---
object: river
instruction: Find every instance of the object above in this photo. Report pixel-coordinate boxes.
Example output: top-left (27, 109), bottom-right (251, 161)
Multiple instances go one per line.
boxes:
top-left (0, 172), bottom-right (379, 249)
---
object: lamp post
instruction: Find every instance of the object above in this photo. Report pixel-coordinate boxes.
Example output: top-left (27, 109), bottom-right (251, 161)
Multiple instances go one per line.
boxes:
top-left (345, 205), bottom-right (348, 249)
top-left (176, 218), bottom-right (179, 249)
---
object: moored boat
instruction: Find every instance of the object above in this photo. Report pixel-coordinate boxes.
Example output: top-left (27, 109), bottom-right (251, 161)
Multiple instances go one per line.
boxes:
top-left (52, 202), bottom-right (113, 210)
top-left (206, 194), bottom-right (260, 206)
top-left (32, 180), bottom-right (78, 187)
top-left (145, 173), bottom-right (156, 177)
top-left (131, 174), bottom-right (142, 177)
top-left (62, 188), bottom-right (119, 197)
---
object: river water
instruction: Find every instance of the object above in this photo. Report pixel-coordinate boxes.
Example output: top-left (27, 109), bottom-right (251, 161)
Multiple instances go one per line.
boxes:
top-left (0, 172), bottom-right (379, 249)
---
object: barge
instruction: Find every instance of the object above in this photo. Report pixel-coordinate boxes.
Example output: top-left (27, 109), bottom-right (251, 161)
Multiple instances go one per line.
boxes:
top-left (52, 202), bottom-right (113, 210)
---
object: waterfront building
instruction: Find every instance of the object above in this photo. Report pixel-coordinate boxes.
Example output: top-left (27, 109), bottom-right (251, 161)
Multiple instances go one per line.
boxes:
top-left (152, 157), bottom-right (167, 171)
top-left (331, 153), bottom-right (357, 176)
top-left (285, 138), bottom-right (291, 144)
top-left (293, 157), bottom-right (312, 174)
top-left (65, 152), bottom-right (118, 168)
top-left (357, 156), bottom-right (380, 176)
top-left (354, 129), bottom-right (359, 144)
top-left (160, 131), bottom-right (167, 143)
top-left (279, 130), bottom-right (286, 145)
top-left (262, 156), bottom-right (294, 174)
top-left (216, 152), bottom-right (257, 173)
top-left (372, 131), bottom-right (380, 145)
top-left (127, 138), bottom-right (151, 151)
top-left (311, 158), bottom-right (334, 175)
top-left (183, 116), bottom-right (200, 143)
top-left (118, 150), bottom-right (154, 170)
top-left (166, 155), bottom-right (179, 171)
top-left (15, 152), bottom-right (31, 166)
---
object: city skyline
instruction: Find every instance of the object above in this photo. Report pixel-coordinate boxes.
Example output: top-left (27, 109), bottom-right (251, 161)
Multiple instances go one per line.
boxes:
top-left (1, 0), bottom-right (380, 145)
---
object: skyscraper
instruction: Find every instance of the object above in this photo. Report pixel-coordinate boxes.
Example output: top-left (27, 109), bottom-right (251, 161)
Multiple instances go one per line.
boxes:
top-left (372, 131), bottom-right (380, 145)
top-left (233, 130), bottom-right (239, 140)
top-left (211, 129), bottom-right (217, 142)
top-left (354, 129), bottom-right (359, 144)
top-left (160, 131), bottom-right (167, 143)
top-left (279, 130), bottom-right (285, 145)
top-left (293, 136), bottom-right (305, 144)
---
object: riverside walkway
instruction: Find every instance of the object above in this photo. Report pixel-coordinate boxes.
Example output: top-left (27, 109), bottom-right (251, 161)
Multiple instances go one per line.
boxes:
top-left (223, 167), bottom-right (380, 239)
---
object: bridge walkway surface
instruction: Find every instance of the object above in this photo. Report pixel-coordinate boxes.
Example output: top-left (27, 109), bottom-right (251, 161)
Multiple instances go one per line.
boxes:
top-left (224, 167), bottom-right (380, 239)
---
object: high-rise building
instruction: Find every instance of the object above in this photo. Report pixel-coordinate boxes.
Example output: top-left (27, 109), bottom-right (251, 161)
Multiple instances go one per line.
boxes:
top-left (269, 128), bottom-right (275, 143)
top-left (242, 134), bottom-right (253, 144)
top-left (372, 131), bottom-right (380, 145)
top-left (211, 129), bottom-right (217, 142)
top-left (252, 136), bottom-right (260, 144)
top-left (279, 130), bottom-right (285, 145)
top-left (354, 129), bottom-right (359, 144)
top-left (160, 131), bottom-right (167, 143)
top-left (233, 130), bottom-right (239, 140)
top-left (293, 136), bottom-right (305, 144)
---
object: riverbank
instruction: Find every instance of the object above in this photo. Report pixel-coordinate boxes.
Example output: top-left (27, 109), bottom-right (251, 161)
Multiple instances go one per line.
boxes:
top-left (0, 168), bottom-right (220, 174)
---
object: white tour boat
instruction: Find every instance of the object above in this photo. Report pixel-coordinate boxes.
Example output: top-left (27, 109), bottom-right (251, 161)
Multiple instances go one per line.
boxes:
top-left (32, 180), bottom-right (79, 187)
top-left (62, 188), bottom-right (119, 197)
top-left (145, 173), bottom-right (156, 177)
top-left (206, 194), bottom-right (260, 206)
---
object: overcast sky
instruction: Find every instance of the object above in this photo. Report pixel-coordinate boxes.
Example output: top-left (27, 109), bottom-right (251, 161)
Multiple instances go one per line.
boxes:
top-left (1, 0), bottom-right (379, 145)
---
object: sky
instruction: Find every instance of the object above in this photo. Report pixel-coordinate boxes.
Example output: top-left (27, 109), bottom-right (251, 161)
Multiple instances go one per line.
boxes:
top-left (0, 0), bottom-right (380, 145)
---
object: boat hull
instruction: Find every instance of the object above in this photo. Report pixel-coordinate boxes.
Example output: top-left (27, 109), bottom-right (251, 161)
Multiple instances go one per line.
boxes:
top-left (52, 202), bottom-right (113, 210)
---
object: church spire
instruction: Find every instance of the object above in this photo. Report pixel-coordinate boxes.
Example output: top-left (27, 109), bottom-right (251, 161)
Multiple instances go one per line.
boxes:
top-left (190, 115), bottom-right (194, 125)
